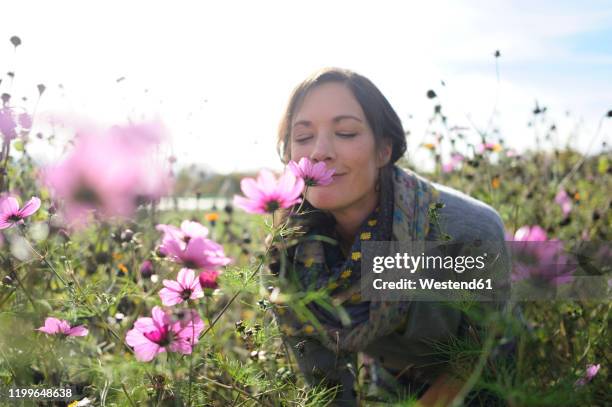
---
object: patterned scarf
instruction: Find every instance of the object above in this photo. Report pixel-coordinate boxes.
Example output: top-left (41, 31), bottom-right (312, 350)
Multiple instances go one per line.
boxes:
top-left (266, 166), bottom-right (440, 353)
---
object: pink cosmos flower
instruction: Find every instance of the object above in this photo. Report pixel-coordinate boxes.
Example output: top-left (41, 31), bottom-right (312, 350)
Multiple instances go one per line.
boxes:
top-left (159, 268), bottom-right (204, 306)
top-left (125, 306), bottom-right (204, 362)
top-left (442, 153), bottom-right (464, 173)
top-left (0, 108), bottom-right (17, 140)
top-left (156, 220), bottom-right (209, 248)
top-left (575, 363), bottom-right (600, 386)
top-left (287, 157), bottom-right (335, 186)
top-left (198, 270), bottom-right (220, 289)
top-left (476, 142), bottom-right (502, 154)
top-left (554, 189), bottom-right (572, 216)
top-left (510, 225), bottom-right (574, 285)
top-left (233, 169), bottom-right (304, 214)
top-left (36, 317), bottom-right (88, 337)
top-left (513, 225), bottom-right (547, 242)
top-left (0, 196), bottom-right (41, 229)
top-left (159, 236), bottom-right (231, 271)
top-left (0, 106), bottom-right (32, 142)
top-left (41, 120), bottom-right (173, 228)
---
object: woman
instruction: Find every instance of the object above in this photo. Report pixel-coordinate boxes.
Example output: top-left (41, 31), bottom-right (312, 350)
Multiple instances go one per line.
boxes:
top-left (265, 67), bottom-right (512, 406)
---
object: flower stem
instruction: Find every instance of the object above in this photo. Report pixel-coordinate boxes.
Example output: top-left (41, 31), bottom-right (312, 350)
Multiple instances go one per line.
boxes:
top-left (198, 245), bottom-right (271, 341)
top-left (19, 231), bottom-right (68, 287)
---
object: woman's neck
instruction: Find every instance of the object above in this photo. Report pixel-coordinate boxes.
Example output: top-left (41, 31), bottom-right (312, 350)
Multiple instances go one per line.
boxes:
top-left (331, 186), bottom-right (379, 250)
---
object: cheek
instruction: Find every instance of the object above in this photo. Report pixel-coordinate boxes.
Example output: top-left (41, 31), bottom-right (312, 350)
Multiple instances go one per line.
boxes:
top-left (289, 144), bottom-right (309, 162)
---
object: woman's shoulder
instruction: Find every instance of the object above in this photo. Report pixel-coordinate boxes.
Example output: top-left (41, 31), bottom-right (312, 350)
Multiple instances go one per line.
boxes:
top-left (431, 182), bottom-right (506, 242)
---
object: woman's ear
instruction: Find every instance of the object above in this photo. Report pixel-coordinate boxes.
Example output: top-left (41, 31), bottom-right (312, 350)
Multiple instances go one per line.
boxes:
top-left (377, 141), bottom-right (393, 168)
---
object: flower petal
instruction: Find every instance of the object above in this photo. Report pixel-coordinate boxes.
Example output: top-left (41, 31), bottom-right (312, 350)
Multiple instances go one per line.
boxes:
top-left (17, 197), bottom-right (41, 218)
top-left (159, 288), bottom-right (183, 306)
top-left (67, 325), bottom-right (89, 336)
top-left (0, 196), bottom-right (19, 216)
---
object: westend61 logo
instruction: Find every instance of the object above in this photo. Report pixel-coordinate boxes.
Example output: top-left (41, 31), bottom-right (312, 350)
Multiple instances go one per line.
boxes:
top-left (361, 241), bottom-right (611, 302)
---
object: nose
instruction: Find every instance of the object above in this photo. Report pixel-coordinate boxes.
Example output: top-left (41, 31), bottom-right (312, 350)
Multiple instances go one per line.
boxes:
top-left (310, 133), bottom-right (334, 163)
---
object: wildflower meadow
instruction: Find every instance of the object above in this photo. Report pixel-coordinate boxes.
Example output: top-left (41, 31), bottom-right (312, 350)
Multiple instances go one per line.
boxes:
top-left (0, 36), bottom-right (610, 406)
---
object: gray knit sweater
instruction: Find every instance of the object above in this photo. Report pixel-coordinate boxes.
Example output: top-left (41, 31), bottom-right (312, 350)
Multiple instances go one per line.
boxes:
top-left (279, 182), bottom-right (511, 406)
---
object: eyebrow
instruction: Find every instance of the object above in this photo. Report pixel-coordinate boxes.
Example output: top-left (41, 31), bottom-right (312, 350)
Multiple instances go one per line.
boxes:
top-left (292, 115), bottom-right (363, 128)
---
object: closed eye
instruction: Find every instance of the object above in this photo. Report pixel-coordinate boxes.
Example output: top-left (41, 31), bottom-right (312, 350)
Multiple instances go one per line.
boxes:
top-left (336, 133), bottom-right (357, 138)
top-left (294, 135), bottom-right (313, 143)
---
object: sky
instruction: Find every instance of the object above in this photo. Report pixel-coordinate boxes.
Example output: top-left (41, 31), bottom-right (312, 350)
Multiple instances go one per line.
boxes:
top-left (1, 0), bottom-right (611, 174)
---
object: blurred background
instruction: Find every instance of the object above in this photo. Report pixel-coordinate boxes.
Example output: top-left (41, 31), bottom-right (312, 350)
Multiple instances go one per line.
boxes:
top-left (2, 0), bottom-right (611, 176)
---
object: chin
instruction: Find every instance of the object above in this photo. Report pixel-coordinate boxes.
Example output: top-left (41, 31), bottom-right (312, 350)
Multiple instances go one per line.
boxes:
top-left (306, 190), bottom-right (345, 211)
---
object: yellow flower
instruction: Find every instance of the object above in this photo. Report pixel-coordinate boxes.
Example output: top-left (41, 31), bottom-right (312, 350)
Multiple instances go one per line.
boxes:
top-left (67, 402), bottom-right (78, 407)
top-left (303, 325), bottom-right (315, 334)
top-left (341, 269), bottom-right (352, 279)
top-left (281, 324), bottom-right (295, 335)
top-left (360, 232), bottom-right (371, 240)
top-left (368, 219), bottom-right (377, 226)
top-left (112, 252), bottom-right (122, 261)
top-left (304, 257), bottom-right (314, 267)
top-left (492, 143), bottom-right (503, 153)
top-left (117, 264), bottom-right (128, 274)
top-left (205, 212), bottom-right (219, 222)
top-left (327, 281), bottom-right (339, 290)
top-left (423, 142), bottom-right (436, 150)
top-left (491, 176), bottom-right (500, 189)
top-left (241, 309), bottom-right (256, 320)
top-left (351, 252), bottom-right (361, 261)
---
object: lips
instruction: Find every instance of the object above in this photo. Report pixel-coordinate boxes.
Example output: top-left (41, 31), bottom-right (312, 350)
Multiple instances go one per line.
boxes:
top-left (327, 173), bottom-right (346, 184)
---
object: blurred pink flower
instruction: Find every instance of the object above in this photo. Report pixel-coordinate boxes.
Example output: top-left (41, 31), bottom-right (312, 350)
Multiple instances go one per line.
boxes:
top-left (0, 196), bottom-right (41, 229)
top-left (156, 220), bottom-right (209, 248)
top-left (18, 112), bottom-right (33, 129)
top-left (140, 260), bottom-right (154, 278)
top-left (575, 363), bottom-right (600, 386)
top-left (159, 236), bottom-right (231, 271)
top-left (0, 106), bottom-right (32, 141)
top-left (159, 268), bottom-right (204, 306)
top-left (198, 270), bottom-right (220, 289)
top-left (505, 149), bottom-right (517, 158)
top-left (41, 121), bottom-right (173, 227)
top-left (36, 317), bottom-right (88, 337)
top-left (513, 225), bottom-right (547, 242)
top-left (476, 142), bottom-right (502, 154)
top-left (125, 306), bottom-right (204, 362)
top-left (287, 157), bottom-right (335, 186)
top-left (233, 169), bottom-right (304, 214)
top-left (510, 225), bottom-right (574, 285)
top-left (0, 107), bottom-right (18, 140)
top-left (554, 189), bottom-right (572, 216)
top-left (442, 153), bottom-right (464, 173)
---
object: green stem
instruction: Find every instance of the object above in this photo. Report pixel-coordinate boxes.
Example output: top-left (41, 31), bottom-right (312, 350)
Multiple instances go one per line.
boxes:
top-left (198, 245), bottom-right (271, 341)
top-left (20, 231), bottom-right (67, 287)
top-left (121, 382), bottom-right (138, 407)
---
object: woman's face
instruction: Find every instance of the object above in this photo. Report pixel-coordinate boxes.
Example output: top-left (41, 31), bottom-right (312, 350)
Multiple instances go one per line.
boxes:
top-left (289, 82), bottom-right (391, 212)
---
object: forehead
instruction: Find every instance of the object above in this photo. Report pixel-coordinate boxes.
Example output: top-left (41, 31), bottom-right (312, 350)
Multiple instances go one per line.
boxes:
top-left (292, 82), bottom-right (365, 125)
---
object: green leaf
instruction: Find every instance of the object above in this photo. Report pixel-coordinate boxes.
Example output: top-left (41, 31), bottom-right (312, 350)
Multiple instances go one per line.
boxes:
top-left (597, 156), bottom-right (608, 175)
top-left (13, 140), bottom-right (24, 152)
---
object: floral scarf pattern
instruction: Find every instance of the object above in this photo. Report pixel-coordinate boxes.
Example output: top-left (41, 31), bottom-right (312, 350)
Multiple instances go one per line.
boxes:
top-left (267, 166), bottom-right (440, 353)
